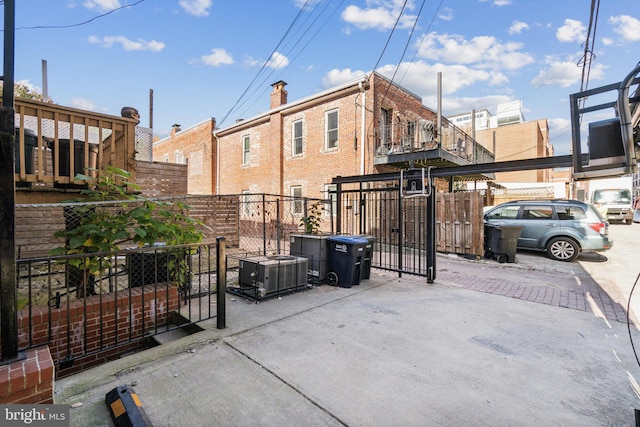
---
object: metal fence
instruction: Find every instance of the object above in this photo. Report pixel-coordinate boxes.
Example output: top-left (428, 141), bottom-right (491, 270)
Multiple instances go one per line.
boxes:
top-left (15, 242), bottom-right (218, 376)
top-left (13, 193), bottom-right (331, 375)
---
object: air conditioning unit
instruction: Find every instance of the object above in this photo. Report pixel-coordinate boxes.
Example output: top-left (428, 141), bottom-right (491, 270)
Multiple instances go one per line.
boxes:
top-left (238, 255), bottom-right (308, 299)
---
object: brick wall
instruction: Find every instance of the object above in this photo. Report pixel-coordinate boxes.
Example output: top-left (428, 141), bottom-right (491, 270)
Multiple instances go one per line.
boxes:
top-left (216, 73), bottom-right (440, 202)
top-left (0, 347), bottom-right (54, 404)
top-left (153, 119), bottom-right (216, 195)
top-left (15, 286), bottom-right (178, 378)
top-left (475, 120), bottom-right (551, 183)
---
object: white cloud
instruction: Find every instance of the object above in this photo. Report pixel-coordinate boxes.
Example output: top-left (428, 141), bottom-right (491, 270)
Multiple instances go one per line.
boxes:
top-left (341, 1), bottom-right (417, 31)
top-left (509, 20), bottom-right (529, 35)
top-left (322, 68), bottom-right (368, 87)
top-left (556, 19), bottom-right (586, 43)
top-left (179, 0), bottom-right (212, 17)
top-left (89, 35), bottom-right (165, 51)
top-left (200, 48), bottom-right (233, 67)
top-left (531, 58), bottom-right (606, 88)
top-left (265, 52), bottom-right (290, 70)
top-left (601, 37), bottom-right (614, 46)
top-left (441, 95), bottom-right (513, 116)
top-left (415, 32), bottom-right (534, 71)
top-left (70, 97), bottom-right (99, 111)
top-left (493, 0), bottom-right (511, 5)
top-left (610, 15), bottom-right (640, 42)
top-left (438, 7), bottom-right (453, 21)
top-left (83, 0), bottom-right (120, 12)
top-left (377, 61), bottom-right (507, 97)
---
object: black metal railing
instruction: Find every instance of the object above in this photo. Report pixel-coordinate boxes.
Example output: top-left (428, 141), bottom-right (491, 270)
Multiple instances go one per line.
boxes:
top-left (14, 242), bottom-right (219, 375)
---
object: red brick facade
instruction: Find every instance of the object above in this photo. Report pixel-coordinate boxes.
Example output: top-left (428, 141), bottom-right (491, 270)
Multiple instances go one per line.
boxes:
top-left (10, 286), bottom-right (179, 381)
top-left (0, 347), bottom-right (54, 404)
top-left (153, 119), bottom-right (217, 195)
top-left (154, 72), bottom-right (441, 200)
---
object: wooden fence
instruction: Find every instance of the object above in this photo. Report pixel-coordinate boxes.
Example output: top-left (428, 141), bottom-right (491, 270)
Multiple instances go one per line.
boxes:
top-left (436, 191), bottom-right (484, 256)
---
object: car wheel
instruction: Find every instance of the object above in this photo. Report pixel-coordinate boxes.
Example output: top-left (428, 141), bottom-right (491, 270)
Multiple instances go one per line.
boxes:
top-left (546, 237), bottom-right (579, 262)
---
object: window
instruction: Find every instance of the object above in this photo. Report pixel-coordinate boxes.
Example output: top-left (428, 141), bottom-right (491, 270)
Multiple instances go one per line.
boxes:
top-left (521, 206), bottom-right (553, 220)
top-left (163, 155), bottom-right (169, 163)
top-left (175, 150), bottom-right (183, 164)
top-left (242, 190), bottom-right (251, 217)
top-left (291, 186), bottom-right (303, 214)
top-left (487, 205), bottom-right (519, 220)
top-left (293, 120), bottom-right (304, 155)
top-left (324, 184), bottom-right (337, 216)
top-left (325, 110), bottom-right (338, 149)
top-left (242, 135), bottom-right (250, 165)
top-left (556, 206), bottom-right (586, 220)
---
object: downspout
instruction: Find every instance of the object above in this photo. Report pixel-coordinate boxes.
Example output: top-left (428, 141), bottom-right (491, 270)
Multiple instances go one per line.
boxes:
top-left (213, 126), bottom-right (220, 195)
top-left (359, 81), bottom-right (366, 175)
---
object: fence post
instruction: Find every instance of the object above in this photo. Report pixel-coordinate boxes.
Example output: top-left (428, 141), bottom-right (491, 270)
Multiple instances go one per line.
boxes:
top-left (216, 237), bottom-right (226, 329)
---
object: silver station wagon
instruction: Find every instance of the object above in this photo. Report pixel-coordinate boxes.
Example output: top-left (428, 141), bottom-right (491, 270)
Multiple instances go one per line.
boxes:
top-left (484, 199), bottom-right (613, 262)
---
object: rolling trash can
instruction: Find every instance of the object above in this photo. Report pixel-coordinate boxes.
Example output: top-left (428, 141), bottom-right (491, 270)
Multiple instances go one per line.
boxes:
top-left (484, 224), bottom-right (523, 263)
top-left (326, 235), bottom-right (368, 288)
top-left (358, 235), bottom-right (376, 280)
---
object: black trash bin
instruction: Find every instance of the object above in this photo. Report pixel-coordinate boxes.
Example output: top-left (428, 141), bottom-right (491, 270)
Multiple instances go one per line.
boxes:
top-left (48, 138), bottom-right (99, 177)
top-left (14, 128), bottom-right (37, 174)
top-left (327, 235), bottom-right (368, 288)
top-left (484, 224), bottom-right (523, 263)
top-left (358, 235), bottom-right (376, 280)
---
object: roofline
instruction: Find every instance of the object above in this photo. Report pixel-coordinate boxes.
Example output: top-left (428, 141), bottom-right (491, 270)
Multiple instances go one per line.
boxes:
top-left (154, 117), bottom-right (215, 146)
top-left (217, 73), bottom-right (372, 133)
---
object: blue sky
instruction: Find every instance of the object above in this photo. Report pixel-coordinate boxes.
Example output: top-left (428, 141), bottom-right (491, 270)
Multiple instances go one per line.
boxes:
top-left (7, 0), bottom-right (640, 154)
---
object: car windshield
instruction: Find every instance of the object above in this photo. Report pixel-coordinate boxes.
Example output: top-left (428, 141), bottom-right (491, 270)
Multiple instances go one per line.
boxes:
top-left (593, 189), bottom-right (631, 203)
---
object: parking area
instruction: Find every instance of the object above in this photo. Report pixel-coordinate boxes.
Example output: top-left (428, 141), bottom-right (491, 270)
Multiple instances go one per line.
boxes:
top-left (57, 236), bottom-right (640, 426)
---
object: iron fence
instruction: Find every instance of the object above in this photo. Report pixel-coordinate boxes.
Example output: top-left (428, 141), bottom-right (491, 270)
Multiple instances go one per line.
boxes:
top-left (15, 242), bottom-right (219, 376)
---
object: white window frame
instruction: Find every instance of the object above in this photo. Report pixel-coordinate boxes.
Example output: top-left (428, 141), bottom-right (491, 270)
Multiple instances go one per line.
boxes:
top-left (324, 184), bottom-right (337, 216)
top-left (291, 186), bottom-right (303, 215)
top-left (242, 190), bottom-right (251, 217)
top-left (163, 154), bottom-right (169, 163)
top-left (325, 109), bottom-right (338, 150)
top-left (242, 135), bottom-right (250, 165)
top-left (292, 120), bottom-right (304, 156)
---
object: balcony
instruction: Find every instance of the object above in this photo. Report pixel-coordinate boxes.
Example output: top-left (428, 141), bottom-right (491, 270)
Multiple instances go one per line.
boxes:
top-left (374, 117), bottom-right (495, 180)
top-left (11, 98), bottom-right (141, 202)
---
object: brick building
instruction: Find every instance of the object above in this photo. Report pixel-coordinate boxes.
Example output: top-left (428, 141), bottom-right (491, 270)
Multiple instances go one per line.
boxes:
top-left (154, 72), bottom-right (488, 199)
top-left (449, 101), bottom-right (552, 183)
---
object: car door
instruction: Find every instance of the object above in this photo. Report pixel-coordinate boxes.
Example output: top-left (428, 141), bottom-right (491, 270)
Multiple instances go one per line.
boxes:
top-left (517, 204), bottom-right (560, 249)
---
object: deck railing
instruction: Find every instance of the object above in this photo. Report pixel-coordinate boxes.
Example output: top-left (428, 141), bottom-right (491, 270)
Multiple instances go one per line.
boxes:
top-left (375, 117), bottom-right (495, 164)
top-left (12, 98), bottom-right (138, 188)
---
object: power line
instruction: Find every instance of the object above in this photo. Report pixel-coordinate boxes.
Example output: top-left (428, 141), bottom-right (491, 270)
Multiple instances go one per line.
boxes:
top-left (15, 0), bottom-right (145, 30)
top-left (217, 0), bottom-right (315, 127)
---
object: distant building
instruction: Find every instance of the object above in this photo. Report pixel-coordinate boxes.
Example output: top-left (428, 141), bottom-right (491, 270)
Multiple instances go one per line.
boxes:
top-left (154, 72), bottom-right (492, 199)
top-left (449, 101), bottom-right (552, 183)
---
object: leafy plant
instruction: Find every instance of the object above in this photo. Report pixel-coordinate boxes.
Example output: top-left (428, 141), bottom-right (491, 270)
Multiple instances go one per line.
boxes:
top-left (300, 200), bottom-right (325, 234)
top-left (49, 166), bottom-right (203, 295)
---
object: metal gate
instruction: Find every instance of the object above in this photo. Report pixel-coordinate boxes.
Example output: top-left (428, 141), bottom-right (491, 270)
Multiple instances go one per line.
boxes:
top-left (333, 169), bottom-right (436, 282)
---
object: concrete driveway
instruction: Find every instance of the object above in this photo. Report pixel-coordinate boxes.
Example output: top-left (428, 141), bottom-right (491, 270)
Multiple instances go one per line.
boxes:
top-left (56, 250), bottom-right (640, 426)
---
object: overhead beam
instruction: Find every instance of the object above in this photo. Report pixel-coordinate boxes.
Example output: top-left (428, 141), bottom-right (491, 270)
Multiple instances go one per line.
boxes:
top-left (334, 154), bottom-right (585, 184)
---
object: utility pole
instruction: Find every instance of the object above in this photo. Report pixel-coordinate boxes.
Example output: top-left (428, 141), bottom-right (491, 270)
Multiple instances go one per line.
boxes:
top-left (0, 0), bottom-right (19, 361)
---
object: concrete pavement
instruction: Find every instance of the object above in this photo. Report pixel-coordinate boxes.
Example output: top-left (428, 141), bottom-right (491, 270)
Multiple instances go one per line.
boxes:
top-left (56, 253), bottom-right (640, 426)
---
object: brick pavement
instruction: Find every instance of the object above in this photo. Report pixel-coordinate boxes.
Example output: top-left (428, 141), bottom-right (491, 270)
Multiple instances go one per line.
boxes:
top-left (435, 256), bottom-right (630, 324)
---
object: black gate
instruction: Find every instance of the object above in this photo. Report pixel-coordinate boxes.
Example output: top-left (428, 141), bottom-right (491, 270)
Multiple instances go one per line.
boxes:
top-left (333, 169), bottom-right (436, 282)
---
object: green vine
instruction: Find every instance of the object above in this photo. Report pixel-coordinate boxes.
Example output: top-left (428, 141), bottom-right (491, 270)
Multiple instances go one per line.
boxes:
top-left (49, 166), bottom-right (203, 295)
top-left (300, 200), bottom-right (325, 234)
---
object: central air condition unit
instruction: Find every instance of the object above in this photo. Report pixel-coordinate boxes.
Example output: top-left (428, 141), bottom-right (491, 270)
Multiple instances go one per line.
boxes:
top-left (238, 255), bottom-right (308, 299)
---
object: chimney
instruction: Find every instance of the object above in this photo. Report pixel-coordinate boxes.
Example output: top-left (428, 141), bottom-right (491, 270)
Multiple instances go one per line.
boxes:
top-left (171, 123), bottom-right (181, 138)
top-left (270, 80), bottom-right (288, 109)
